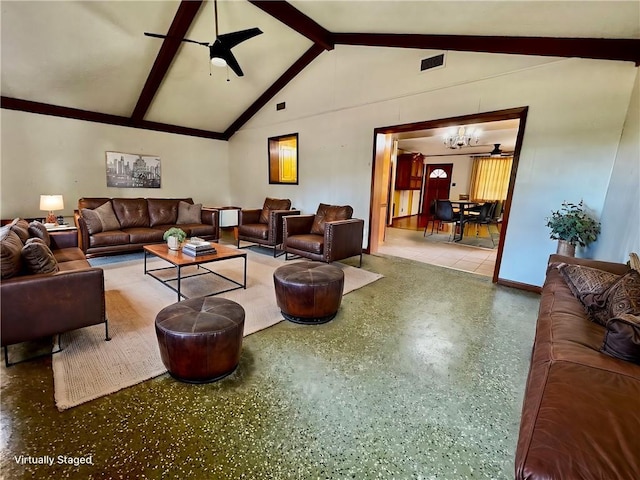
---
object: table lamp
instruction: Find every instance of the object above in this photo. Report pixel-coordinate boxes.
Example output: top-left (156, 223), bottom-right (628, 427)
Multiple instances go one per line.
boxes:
top-left (40, 195), bottom-right (64, 226)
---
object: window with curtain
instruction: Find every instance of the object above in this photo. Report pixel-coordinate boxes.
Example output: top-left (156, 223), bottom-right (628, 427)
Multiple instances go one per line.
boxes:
top-left (469, 156), bottom-right (513, 202)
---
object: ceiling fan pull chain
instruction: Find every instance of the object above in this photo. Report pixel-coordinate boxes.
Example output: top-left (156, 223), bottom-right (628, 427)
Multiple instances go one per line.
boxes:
top-left (226, 65), bottom-right (230, 82)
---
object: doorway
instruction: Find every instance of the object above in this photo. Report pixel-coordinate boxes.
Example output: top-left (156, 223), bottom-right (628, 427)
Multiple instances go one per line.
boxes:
top-left (368, 107), bottom-right (529, 283)
top-left (422, 163), bottom-right (453, 222)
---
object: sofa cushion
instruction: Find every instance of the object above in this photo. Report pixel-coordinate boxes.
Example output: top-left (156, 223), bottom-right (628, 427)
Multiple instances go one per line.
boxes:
top-left (182, 223), bottom-right (213, 238)
top-left (177, 201), bottom-right (201, 225)
top-left (1, 228), bottom-right (23, 279)
top-left (148, 199), bottom-right (179, 227)
top-left (112, 198), bottom-right (149, 229)
top-left (259, 198), bottom-right (291, 224)
top-left (123, 228), bottom-right (165, 244)
top-left (89, 230), bottom-right (130, 247)
top-left (238, 223), bottom-right (268, 240)
top-left (586, 270), bottom-right (640, 326)
top-left (558, 264), bottom-right (621, 310)
top-left (286, 234), bottom-right (324, 254)
top-left (81, 208), bottom-right (103, 234)
top-left (28, 221), bottom-right (51, 247)
top-left (311, 203), bottom-right (353, 235)
top-left (10, 218), bottom-right (30, 243)
top-left (22, 242), bottom-right (59, 274)
top-left (94, 201), bottom-right (121, 231)
top-left (601, 313), bottom-right (640, 365)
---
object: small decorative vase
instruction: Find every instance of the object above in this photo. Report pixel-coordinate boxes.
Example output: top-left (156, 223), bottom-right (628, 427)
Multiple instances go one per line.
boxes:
top-left (556, 240), bottom-right (576, 257)
top-left (167, 236), bottom-right (181, 251)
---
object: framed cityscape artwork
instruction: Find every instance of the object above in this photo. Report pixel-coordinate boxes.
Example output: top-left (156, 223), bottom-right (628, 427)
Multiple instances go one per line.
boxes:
top-left (105, 151), bottom-right (161, 188)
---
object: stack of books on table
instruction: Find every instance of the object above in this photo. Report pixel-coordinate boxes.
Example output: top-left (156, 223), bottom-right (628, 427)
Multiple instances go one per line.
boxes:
top-left (182, 240), bottom-right (217, 257)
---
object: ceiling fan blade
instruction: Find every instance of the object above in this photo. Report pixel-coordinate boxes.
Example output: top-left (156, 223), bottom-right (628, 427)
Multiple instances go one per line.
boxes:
top-left (144, 32), bottom-right (209, 47)
top-left (210, 42), bottom-right (244, 77)
top-left (217, 28), bottom-right (263, 49)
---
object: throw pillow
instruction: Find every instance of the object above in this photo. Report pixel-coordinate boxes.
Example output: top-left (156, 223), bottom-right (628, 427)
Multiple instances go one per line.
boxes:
top-left (177, 201), bottom-right (202, 224)
top-left (586, 270), bottom-right (640, 326)
top-left (28, 221), bottom-right (51, 247)
top-left (601, 313), bottom-right (640, 365)
top-left (10, 218), bottom-right (30, 243)
top-left (81, 208), bottom-right (103, 234)
top-left (259, 198), bottom-right (291, 224)
top-left (26, 237), bottom-right (46, 245)
top-left (94, 201), bottom-right (121, 231)
top-left (22, 242), bottom-right (59, 275)
top-left (0, 228), bottom-right (24, 279)
top-left (558, 264), bottom-right (621, 309)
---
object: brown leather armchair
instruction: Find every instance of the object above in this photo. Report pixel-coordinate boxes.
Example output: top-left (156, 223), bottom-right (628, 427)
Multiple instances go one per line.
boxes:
top-left (283, 203), bottom-right (364, 267)
top-left (237, 198), bottom-right (300, 257)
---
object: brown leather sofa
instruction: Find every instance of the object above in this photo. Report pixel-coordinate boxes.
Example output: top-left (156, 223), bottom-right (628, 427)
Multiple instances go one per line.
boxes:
top-left (75, 197), bottom-right (219, 258)
top-left (237, 197), bottom-right (300, 257)
top-left (515, 254), bottom-right (640, 479)
top-left (0, 219), bottom-right (108, 366)
top-left (283, 203), bottom-right (364, 267)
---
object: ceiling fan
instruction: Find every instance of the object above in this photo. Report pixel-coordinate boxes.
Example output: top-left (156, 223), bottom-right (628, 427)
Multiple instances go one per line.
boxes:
top-left (144, 0), bottom-right (262, 77)
top-left (488, 144), bottom-right (512, 157)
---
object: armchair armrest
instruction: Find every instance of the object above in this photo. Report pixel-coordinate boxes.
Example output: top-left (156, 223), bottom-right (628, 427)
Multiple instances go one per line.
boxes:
top-left (268, 210), bottom-right (300, 244)
top-left (74, 210), bottom-right (90, 253)
top-left (1, 268), bottom-right (106, 347)
top-left (200, 208), bottom-right (220, 240)
top-left (283, 215), bottom-right (315, 238)
top-left (324, 219), bottom-right (364, 264)
top-left (239, 209), bottom-right (262, 225)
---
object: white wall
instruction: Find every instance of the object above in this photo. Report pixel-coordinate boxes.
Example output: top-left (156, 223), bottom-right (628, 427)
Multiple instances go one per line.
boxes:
top-left (592, 70), bottom-right (640, 262)
top-left (228, 46), bottom-right (638, 287)
top-left (0, 110), bottom-right (230, 219)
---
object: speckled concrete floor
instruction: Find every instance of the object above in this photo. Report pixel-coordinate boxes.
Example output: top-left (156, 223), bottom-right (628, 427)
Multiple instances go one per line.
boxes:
top-left (0, 254), bottom-right (539, 479)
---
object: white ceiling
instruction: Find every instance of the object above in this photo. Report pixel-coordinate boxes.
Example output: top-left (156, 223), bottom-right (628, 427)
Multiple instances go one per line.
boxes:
top-left (397, 119), bottom-right (519, 157)
top-left (1, 1), bottom-right (638, 138)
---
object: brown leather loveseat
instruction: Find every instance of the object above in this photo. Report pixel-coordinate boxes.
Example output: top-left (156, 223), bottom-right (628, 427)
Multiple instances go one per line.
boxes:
top-left (75, 197), bottom-right (219, 257)
top-left (0, 219), bottom-right (108, 366)
top-left (515, 254), bottom-right (640, 479)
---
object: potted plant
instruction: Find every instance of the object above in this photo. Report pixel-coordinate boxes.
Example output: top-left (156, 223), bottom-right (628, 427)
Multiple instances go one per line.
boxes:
top-left (545, 200), bottom-right (601, 256)
top-left (163, 227), bottom-right (186, 251)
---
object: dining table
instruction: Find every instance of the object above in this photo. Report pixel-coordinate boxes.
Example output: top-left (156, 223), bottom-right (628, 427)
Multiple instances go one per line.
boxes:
top-left (448, 200), bottom-right (479, 241)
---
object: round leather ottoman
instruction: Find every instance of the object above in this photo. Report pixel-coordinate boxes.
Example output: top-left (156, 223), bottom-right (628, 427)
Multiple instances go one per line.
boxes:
top-left (273, 261), bottom-right (344, 324)
top-left (155, 297), bottom-right (245, 383)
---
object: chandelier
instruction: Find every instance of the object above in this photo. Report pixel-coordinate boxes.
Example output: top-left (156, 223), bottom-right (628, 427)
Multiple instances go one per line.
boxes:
top-left (443, 126), bottom-right (480, 149)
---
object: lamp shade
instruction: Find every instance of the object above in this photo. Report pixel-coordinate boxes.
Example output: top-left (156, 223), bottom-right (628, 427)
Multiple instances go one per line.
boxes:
top-left (40, 195), bottom-right (64, 212)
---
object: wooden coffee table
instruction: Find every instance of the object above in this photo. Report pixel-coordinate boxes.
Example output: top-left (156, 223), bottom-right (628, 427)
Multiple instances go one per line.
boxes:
top-left (143, 243), bottom-right (247, 301)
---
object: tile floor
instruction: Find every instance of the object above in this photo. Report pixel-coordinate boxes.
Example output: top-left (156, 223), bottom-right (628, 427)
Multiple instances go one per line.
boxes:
top-left (378, 227), bottom-right (498, 277)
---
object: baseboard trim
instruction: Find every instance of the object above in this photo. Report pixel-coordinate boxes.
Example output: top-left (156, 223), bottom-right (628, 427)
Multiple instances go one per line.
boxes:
top-left (497, 278), bottom-right (542, 294)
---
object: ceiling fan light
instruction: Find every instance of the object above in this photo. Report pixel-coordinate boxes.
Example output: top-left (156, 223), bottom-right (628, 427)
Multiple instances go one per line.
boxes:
top-left (211, 56), bottom-right (227, 67)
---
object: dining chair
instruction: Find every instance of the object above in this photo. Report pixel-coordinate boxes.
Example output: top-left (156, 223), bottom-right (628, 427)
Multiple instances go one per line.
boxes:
top-left (424, 200), bottom-right (458, 239)
top-left (464, 202), bottom-right (497, 245)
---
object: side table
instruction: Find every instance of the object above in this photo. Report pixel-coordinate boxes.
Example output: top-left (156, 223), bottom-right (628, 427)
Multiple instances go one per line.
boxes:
top-left (207, 206), bottom-right (241, 241)
top-left (46, 225), bottom-right (78, 249)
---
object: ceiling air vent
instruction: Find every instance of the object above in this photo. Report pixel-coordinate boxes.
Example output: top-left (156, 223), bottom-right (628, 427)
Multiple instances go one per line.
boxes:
top-left (420, 54), bottom-right (445, 72)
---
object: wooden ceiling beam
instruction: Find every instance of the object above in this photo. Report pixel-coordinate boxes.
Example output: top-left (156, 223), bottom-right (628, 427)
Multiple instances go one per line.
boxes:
top-left (248, 0), bottom-right (334, 50)
top-left (333, 33), bottom-right (640, 65)
top-left (224, 44), bottom-right (325, 139)
top-left (1, 97), bottom-right (226, 140)
top-left (131, 0), bottom-right (204, 121)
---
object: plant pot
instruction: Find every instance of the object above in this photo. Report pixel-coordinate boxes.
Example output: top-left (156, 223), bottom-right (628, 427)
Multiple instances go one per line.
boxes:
top-left (556, 240), bottom-right (576, 257)
top-left (167, 236), bottom-right (181, 251)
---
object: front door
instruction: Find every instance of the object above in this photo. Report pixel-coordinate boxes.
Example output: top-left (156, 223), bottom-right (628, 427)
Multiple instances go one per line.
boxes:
top-left (422, 164), bottom-right (453, 218)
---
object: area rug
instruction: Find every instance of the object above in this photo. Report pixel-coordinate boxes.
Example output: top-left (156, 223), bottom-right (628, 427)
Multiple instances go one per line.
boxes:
top-left (52, 250), bottom-right (382, 411)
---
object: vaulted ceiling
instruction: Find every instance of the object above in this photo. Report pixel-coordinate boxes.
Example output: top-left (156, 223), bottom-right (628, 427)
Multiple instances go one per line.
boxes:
top-left (2, 1), bottom-right (638, 141)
